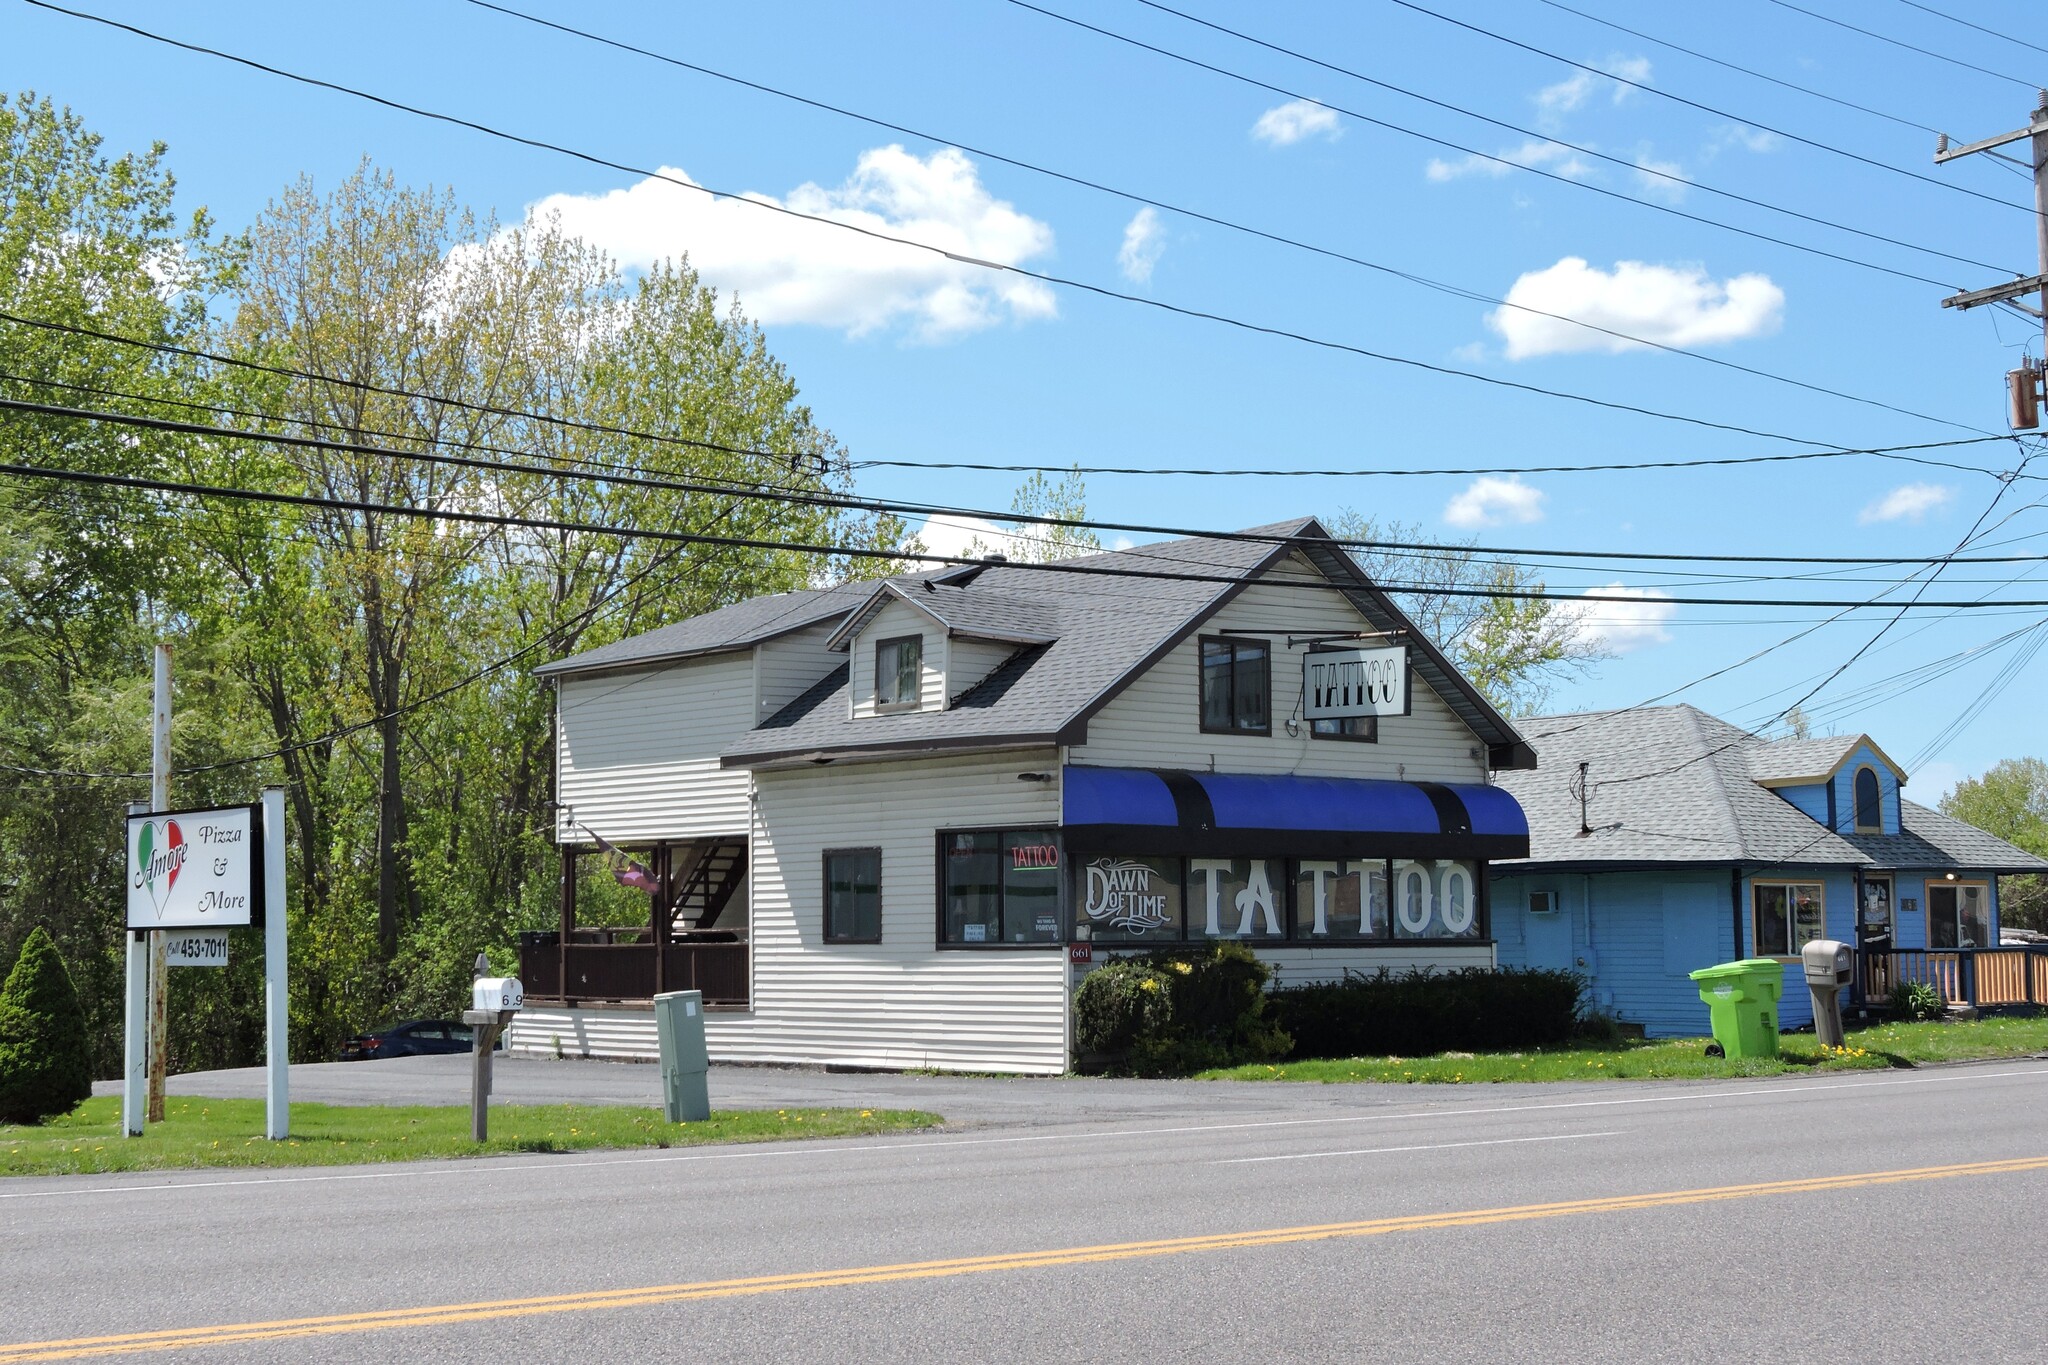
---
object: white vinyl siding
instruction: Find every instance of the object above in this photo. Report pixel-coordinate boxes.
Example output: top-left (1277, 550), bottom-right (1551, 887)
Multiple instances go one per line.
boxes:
top-left (848, 599), bottom-right (945, 717)
top-left (555, 654), bottom-right (754, 841)
top-left (945, 636), bottom-right (1022, 707)
top-left (730, 748), bottom-right (1067, 1073)
top-left (1070, 553), bottom-right (1488, 782)
top-left (754, 625), bottom-right (840, 723)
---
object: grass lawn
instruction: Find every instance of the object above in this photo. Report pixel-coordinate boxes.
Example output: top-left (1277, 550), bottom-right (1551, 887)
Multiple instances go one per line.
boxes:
top-left (1201, 1015), bottom-right (2048, 1085)
top-left (0, 1096), bottom-right (941, 1178)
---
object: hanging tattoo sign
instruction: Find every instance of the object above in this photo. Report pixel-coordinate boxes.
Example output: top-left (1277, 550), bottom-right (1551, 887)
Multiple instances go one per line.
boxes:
top-left (1303, 646), bottom-right (1409, 720)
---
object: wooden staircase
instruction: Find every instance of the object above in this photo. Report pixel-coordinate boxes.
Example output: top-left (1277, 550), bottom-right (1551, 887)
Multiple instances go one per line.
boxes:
top-left (668, 840), bottom-right (747, 932)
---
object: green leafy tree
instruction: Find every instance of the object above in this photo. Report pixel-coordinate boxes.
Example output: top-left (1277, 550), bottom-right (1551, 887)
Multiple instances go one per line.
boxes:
top-left (1940, 758), bottom-right (2048, 931)
top-left (0, 926), bottom-right (93, 1123)
top-left (1325, 513), bottom-right (1605, 717)
top-left (965, 468), bottom-right (1103, 563)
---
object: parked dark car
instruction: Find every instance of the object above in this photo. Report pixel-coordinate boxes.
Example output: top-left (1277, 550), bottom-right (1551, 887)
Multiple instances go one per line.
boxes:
top-left (338, 1019), bottom-right (477, 1061)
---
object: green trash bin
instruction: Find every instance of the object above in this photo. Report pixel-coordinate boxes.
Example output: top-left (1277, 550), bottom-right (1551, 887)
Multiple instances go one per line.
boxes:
top-left (1688, 958), bottom-right (1785, 1059)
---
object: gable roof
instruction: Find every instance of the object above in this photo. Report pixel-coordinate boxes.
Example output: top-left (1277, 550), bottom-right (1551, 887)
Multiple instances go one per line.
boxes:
top-left (1748, 734), bottom-right (1906, 786)
top-left (708, 517), bottom-right (1535, 769)
top-left (822, 578), bottom-right (1060, 651)
top-left (1493, 705), bottom-right (2048, 874)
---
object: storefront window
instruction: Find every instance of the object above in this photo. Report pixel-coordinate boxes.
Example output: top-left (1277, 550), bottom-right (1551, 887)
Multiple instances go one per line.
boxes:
top-left (1293, 860), bottom-right (1387, 939)
top-left (1437, 862), bottom-right (1480, 939)
top-left (1753, 881), bottom-right (1824, 957)
top-left (1188, 857), bottom-right (1285, 939)
top-left (940, 830), bottom-right (1062, 945)
top-left (1078, 855), bottom-right (1183, 942)
top-left (1392, 861), bottom-right (1434, 938)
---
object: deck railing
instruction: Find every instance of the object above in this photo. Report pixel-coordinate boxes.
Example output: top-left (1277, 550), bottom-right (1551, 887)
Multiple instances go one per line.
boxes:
top-left (517, 934), bottom-right (750, 1008)
top-left (1855, 947), bottom-right (2048, 1010)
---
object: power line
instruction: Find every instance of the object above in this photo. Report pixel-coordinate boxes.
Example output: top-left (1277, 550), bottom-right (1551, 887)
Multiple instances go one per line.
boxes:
top-left (458, 0), bottom-right (1992, 438)
top-left (1893, 0), bottom-right (2048, 61)
top-left (850, 436), bottom-right (2019, 481)
top-left (20, 4), bottom-right (1970, 449)
top-left (1006, 0), bottom-right (2015, 280)
top-left (11, 393), bottom-right (2048, 570)
top-left (1379, 0), bottom-right (2032, 213)
top-left (1763, 0), bottom-right (2043, 90)
top-left (6, 308), bottom-right (2023, 487)
top-left (1533, 0), bottom-right (1943, 137)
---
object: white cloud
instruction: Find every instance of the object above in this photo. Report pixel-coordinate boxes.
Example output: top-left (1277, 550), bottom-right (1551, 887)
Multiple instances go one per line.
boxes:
top-left (1859, 483), bottom-right (1954, 524)
top-left (1486, 257), bottom-right (1784, 360)
top-left (521, 146), bottom-right (1056, 342)
top-left (1426, 138), bottom-right (1595, 183)
top-left (1535, 56), bottom-right (1651, 127)
top-left (1632, 153), bottom-right (1689, 203)
top-left (1709, 124), bottom-right (1781, 155)
top-left (1118, 206), bottom-right (1165, 284)
top-left (1568, 583), bottom-right (1676, 653)
top-left (1253, 98), bottom-right (1341, 146)
top-left (1444, 476), bottom-right (1546, 529)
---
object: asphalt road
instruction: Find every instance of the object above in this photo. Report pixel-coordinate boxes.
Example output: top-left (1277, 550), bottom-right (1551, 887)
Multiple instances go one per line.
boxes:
top-left (20, 1059), bottom-right (2048, 1362)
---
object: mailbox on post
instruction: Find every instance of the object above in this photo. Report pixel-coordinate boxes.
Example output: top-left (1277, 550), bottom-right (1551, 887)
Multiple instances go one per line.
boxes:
top-left (654, 989), bottom-right (712, 1123)
top-left (462, 958), bottom-right (521, 1142)
top-left (1802, 939), bottom-right (1853, 1048)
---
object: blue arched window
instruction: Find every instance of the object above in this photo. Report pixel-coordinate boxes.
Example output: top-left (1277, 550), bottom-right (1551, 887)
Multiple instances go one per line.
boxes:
top-left (1853, 766), bottom-right (1882, 832)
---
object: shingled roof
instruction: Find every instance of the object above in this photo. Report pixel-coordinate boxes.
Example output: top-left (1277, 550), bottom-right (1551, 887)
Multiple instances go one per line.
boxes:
top-left (1494, 704), bottom-right (2048, 874)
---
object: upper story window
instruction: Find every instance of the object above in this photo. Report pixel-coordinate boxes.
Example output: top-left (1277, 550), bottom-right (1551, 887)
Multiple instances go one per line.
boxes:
top-left (1853, 766), bottom-right (1882, 832)
top-left (1200, 636), bottom-right (1270, 735)
top-left (875, 634), bottom-right (922, 709)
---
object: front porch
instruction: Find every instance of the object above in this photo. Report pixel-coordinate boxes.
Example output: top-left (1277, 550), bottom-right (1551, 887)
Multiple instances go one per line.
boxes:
top-left (519, 836), bottom-right (751, 1009)
top-left (1855, 946), bottom-right (2048, 1013)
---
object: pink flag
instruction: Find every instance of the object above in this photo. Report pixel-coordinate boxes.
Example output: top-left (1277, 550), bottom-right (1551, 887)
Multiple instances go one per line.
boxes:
top-left (580, 825), bottom-right (659, 895)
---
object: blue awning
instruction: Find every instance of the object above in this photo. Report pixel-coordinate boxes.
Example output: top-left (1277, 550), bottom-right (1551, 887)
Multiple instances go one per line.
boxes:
top-left (1061, 766), bottom-right (1529, 861)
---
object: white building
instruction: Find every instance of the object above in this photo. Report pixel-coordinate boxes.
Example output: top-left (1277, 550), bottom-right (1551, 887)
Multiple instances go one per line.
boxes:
top-left (509, 518), bottom-right (1535, 1074)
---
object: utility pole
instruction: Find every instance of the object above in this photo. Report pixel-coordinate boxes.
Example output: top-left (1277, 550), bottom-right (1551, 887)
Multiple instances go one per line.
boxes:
top-left (147, 643), bottom-right (170, 1123)
top-left (1935, 91), bottom-right (2048, 428)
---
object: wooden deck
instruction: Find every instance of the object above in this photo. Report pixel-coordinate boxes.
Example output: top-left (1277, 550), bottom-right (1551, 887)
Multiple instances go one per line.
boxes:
top-left (519, 931), bottom-right (750, 1008)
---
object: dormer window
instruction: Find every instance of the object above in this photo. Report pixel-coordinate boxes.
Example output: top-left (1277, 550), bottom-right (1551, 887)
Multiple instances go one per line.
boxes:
top-left (1853, 765), bottom-right (1881, 833)
top-left (875, 635), bottom-right (922, 710)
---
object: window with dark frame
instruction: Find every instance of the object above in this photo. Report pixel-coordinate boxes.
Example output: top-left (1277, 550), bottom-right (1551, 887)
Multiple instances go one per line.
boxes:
top-left (940, 830), bottom-right (1062, 945)
top-left (824, 848), bottom-right (882, 943)
top-left (1310, 715), bottom-right (1378, 742)
top-left (1071, 854), bottom-right (1484, 943)
top-left (875, 634), bottom-right (922, 708)
top-left (1200, 636), bottom-right (1271, 734)
top-left (1853, 766), bottom-right (1882, 832)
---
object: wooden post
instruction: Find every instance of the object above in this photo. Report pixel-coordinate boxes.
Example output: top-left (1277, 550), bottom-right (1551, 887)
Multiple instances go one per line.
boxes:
top-left (651, 844), bottom-right (668, 998)
top-left (463, 1009), bottom-right (513, 1142)
top-left (559, 846), bottom-right (575, 1006)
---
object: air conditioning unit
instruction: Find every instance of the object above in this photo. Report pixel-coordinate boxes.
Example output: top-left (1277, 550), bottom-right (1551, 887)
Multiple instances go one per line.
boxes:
top-left (1529, 890), bottom-right (1558, 915)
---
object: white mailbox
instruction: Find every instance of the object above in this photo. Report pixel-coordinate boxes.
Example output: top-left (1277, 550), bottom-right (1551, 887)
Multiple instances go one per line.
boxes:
top-left (1801, 940), bottom-right (1852, 989)
top-left (472, 977), bottom-right (524, 1012)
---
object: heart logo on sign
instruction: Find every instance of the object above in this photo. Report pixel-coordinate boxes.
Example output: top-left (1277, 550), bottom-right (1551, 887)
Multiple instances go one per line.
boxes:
top-left (135, 818), bottom-right (186, 919)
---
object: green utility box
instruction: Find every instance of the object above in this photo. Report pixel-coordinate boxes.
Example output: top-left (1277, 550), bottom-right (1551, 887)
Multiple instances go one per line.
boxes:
top-left (653, 989), bottom-right (711, 1123)
top-left (1688, 958), bottom-right (1786, 1060)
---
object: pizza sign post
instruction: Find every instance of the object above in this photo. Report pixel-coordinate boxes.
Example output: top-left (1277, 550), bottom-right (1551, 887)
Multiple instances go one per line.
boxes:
top-left (1303, 645), bottom-right (1409, 721)
top-left (120, 794), bottom-right (289, 1140)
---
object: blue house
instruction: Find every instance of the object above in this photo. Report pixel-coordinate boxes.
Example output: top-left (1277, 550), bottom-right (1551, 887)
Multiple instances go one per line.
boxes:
top-left (1488, 706), bottom-right (2048, 1037)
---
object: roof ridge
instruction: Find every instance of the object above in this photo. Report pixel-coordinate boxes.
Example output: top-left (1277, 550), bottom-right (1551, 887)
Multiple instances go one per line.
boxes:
top-left (1684, 705), bottom-right (1757, 861)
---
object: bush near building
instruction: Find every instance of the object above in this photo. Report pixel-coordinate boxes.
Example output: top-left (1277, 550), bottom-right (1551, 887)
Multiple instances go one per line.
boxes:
top-left (1267, 966), bottom-right (1583, 1061)
top-left (1073, 941), bottom-right (1291, 1076)
top-left (0, 926), bottom-right (94, 1124)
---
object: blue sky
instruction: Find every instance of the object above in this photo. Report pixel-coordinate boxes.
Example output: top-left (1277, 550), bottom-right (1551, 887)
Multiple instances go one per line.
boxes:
top-left (8, 0), bottom-right (2047, 798)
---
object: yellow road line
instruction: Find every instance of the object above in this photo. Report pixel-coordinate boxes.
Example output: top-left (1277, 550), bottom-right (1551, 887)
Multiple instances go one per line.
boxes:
top-left (6, 1154), bottom-right (2045, 1362)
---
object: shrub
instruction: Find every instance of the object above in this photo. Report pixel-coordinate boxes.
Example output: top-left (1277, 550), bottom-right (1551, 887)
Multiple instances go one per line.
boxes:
top-left (1888, 979), bottom-right (1946, 1022)
top-left (1071, 941), bottom-right (1290, 1076)
top-left (1267, 966), bottom-right (1584, 1061)
top-left (0, 927), bottom-right (94, 1125)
